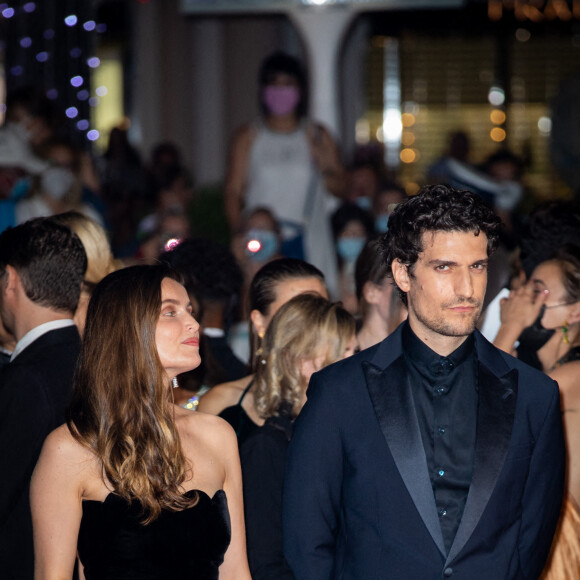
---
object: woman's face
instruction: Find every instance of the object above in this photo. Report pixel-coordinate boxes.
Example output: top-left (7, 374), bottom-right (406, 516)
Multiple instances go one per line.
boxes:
top-left (531, 261), bottom-right (577, 330)
top-left (267, 277), bottom-right (328, 327)
top-left (262, 73), bottom-right (301, 117)
top-left (340, 219), bottom-right (367, 239)
top-left (155, 278), bottom-right (201, 379)
top-left (298, 332), bottom-right (357, 406)
top-left (251, 276), bottom-right (328, 338)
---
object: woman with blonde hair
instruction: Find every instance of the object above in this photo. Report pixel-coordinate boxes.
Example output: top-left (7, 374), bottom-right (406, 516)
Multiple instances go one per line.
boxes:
top-left (53, 211), bottom-right (117, 334)
top-left (198, 258), bottom-right (328, 444)
top-left (31, 265), bottom-right (251, 579)
top-left (240, 293), bottom-right (356, 580)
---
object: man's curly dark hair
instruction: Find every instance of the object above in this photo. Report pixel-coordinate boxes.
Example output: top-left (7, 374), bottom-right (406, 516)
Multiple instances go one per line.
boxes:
top-left (381, 185), bottom-right (501, 304)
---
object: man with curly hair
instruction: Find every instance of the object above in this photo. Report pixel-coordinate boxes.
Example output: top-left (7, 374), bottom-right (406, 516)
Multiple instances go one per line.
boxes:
top-left (283, 184), bottom-right (565, 580)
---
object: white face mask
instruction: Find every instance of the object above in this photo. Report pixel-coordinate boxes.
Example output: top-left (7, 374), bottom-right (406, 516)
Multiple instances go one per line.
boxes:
top-left (41, 166), bottom-right (76, 200)
top-left (9, 121), bottom-right (34, 144)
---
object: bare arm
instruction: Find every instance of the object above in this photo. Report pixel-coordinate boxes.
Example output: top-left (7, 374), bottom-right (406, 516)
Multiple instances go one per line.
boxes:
top-left (307, 124), bottom-right (346, 200)
top-left (549, 360), bottom-right (580, 408)
top-left (224, 126), bottom-right (255, 232)
top-left (196, 379), bottom-right (248, 416)
top-left (30, 427), bottom-right (85, 580)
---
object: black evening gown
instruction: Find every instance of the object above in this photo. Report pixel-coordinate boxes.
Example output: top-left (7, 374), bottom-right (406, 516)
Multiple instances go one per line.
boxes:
top-left (78, 489), bottom-right (230, 580)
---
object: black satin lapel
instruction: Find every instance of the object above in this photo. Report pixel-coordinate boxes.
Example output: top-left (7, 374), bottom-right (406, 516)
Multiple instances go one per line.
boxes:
top-left (363, 358), bottom-right (446, 556)
top-left (446, 363), bottom-right (518, 565)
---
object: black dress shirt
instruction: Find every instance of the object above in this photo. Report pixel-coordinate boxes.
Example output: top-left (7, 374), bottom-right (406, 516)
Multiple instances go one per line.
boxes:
top-left (402, 322), bottom-right (478, 554)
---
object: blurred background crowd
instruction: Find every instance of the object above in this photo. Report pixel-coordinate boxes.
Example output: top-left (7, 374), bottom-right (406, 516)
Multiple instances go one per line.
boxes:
top-left (2, 0), bottom-right (580, 578)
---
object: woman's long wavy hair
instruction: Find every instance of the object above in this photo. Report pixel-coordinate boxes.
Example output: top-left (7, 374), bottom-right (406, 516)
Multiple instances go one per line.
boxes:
top-left (254, 293), bottom-right (355, 419)
top-left (67, 265), bottom-right (197, 523)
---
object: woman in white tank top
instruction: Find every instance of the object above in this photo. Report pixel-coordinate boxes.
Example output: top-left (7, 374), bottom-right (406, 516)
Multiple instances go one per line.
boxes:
top-left (225, 52), bottom-right (345, 296)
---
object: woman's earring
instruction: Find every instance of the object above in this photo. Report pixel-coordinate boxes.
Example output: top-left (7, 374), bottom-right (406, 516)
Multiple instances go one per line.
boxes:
top-left (256, 330), bottom-right (265, 357)
top-left (172, 376), bottom-right (179, 388)
top-left (563, 321), bottom-right (570, 344)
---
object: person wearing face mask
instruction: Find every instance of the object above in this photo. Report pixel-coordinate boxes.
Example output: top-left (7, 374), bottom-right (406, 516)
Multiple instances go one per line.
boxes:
top-left (225, 51), bottom-right (346, 298)
top-left (480, 200), bottom-right (580, 350)
top-left (15, 163), bottom-right (103, 226)
top-left (372, 180), bottom-right (407, 234)
top-left (493, 245), bottom-right (580, 580)
top-left (331, 202), bottom-right (375, 315)
top-left (229, 208), bottom-right (284, 364)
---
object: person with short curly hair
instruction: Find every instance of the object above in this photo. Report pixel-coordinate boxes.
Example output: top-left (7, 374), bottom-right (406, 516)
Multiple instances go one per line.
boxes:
top-left (284, 184), bottom-right (565, 580)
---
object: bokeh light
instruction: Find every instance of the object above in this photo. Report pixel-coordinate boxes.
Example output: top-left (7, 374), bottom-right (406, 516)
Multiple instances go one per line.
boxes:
top-left (490, 109), bottom-right (506, 125)
top-left (400, 148), bottom-right (417, 163)
top-left (490, 127), bottom-right (506, 142)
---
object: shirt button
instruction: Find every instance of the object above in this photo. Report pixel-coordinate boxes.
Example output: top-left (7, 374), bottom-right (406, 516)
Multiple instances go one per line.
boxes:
top-left (440, 359), bottom-right (454, 372)
top-left (438, 508), bottom-right (447, 518)
top-left (438, 426), bottom-right (446, 435)
top-left (437, 468), bottom-right (445, 478)
top-left (435, 385), bottom-right (448, 395)
top-left (444, 567), bottom-right (453, 577)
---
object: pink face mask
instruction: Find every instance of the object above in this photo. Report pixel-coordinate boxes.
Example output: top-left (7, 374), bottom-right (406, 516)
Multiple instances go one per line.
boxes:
top-left (263, 85), bottom-right (300, 116)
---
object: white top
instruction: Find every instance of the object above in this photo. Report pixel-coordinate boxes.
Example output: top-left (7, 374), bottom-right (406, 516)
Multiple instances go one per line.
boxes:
top-left (246, 120), bottom-right (313, 225)
top-left (244, 119), bottom-right (339, 297)
top-left (480, 287), bottom-right (510, 343)
top-left (11, 319), bottom-right (75, 362)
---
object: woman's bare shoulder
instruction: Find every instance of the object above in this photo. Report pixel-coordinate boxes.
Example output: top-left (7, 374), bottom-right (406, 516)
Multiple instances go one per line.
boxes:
top-left (33, 424), bottom-right (101, 496)
top-left (41, 424), bottom-right (91, 460)
top-left (176, 409), bottom-right (237, 458)
top-left (551, 360), bottom-right (580, 402)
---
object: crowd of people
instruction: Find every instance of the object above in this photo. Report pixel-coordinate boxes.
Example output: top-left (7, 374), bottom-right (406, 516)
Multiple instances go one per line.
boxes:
top-left (0, 50), bottom-right (580, 580)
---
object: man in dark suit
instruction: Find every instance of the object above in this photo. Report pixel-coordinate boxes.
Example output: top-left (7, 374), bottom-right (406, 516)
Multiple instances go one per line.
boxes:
top-left (0, 218), bottom-right (86, 579)
top-left (283, 185), bottom-right (566, 580)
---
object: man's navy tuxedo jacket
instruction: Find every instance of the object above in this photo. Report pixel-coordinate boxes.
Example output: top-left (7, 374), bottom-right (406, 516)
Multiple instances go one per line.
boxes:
top-left (0, 326), bottom-right (81, 580)
top-left (283, 325), bottom-right (566, 580)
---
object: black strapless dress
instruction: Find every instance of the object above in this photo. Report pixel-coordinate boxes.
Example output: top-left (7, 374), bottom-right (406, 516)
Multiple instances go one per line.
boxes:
top-left (78, 489), bottom-right (230, 580)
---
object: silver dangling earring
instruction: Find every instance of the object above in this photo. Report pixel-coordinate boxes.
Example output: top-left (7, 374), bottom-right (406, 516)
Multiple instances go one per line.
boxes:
top-left (172, 376), bottom-right (179, 389)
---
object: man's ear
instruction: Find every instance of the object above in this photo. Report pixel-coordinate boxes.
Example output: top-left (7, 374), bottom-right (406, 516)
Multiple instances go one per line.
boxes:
top-left (2, 265), bottom-right (20, 296)
top-left (391, 259), bottom-right (410, 294)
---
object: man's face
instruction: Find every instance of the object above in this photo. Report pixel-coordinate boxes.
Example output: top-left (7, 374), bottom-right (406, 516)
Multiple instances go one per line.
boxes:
top-left (394, 230), bottom-right (488, 346)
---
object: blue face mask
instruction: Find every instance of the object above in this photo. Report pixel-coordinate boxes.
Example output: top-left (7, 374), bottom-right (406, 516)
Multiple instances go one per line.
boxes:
top-left (337, 237), bottom-right (366, 262)
top-left (245, 229), bottom-right (279, 262)
top-left (374, 213), bottom-right (390, 234)
top-left (355, 196), bottom-right (372, 211)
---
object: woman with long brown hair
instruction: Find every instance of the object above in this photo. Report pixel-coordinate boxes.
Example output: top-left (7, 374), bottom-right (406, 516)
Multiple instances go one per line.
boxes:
top-left (30, 265), bottom-right (251, 579)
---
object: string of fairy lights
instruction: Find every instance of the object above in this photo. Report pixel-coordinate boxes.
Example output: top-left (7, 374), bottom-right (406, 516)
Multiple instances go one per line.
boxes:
top-left (1, 1), bottom-right (108, 143)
